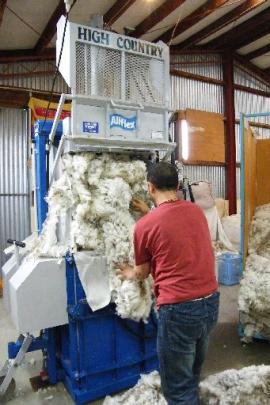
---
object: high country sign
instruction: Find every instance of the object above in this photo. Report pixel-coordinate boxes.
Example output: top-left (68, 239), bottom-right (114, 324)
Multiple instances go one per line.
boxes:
top-left (77, 27), bottom-right (164, 59)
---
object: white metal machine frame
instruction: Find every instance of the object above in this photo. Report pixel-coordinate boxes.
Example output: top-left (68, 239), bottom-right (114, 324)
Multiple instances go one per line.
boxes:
top-left (48, 17), bottom-right (175, 181)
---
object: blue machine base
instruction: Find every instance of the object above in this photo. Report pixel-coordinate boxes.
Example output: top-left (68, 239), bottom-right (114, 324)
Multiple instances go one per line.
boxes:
top-left (57, 254), bottom-right (159, 404)
top-left (8, 254), bottom-right (159, 405)
top-left (63, 367), bottom-right (158, 405)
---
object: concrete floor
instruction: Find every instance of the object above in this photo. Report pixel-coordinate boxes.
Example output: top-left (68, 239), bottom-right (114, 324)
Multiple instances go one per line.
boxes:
top-left (1, 285), bottom-right (270, 404)
top-left (202, 285), bottom-right (270, 378)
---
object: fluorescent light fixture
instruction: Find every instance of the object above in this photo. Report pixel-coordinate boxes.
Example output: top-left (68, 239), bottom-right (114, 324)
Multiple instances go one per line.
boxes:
top-left (181, 119), bottom-right (189, 160)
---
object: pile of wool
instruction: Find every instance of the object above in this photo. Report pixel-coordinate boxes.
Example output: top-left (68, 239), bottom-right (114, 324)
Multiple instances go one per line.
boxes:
top-left (29, 173), bottom-right (74, 258)
top-left (103, 371), bottom-right (166, 405)
top-left (104, 366), bottom-right (270, 405)
top-left (239, 254), bottom-right (270, 340)
top-left (29, 171), bottom-right (75, 259)
top-left (239, 204), bottom-right (270, 340)
top-left (28, 152), bottom-right (153, 322)
top-left (248, 204), bottom-right (270, 258)
top-left (200, 365), bottom-right (270, 404)
top-left (112, 278), bottom-right (153, 322)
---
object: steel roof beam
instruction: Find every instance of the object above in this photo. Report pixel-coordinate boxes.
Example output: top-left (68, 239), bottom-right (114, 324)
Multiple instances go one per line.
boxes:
top-left (177, 0), bottom-right (267, 49)
top-left (234, 53), bottom-right (270, 85)
top-left (0, 48), bottom-right (56, 63)
top-left (0, 0), bottom-right (7, 26)
top-left (131, 0), bottom-right (186, 38)
top-left (156, 0), bottom-right (229, 44)
top-left (33, 0), bottom-right (65, 55)
top-left (207, 5), bottom-right (270, 49)
top-left (245, 42), bottom-right (270, 60)
top-left (104, 0), bottom-right (137, 27)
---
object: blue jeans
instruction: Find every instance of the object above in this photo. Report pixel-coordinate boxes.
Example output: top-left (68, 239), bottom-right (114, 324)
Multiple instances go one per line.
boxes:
top-left (157, 292), bottom-right (219, 405)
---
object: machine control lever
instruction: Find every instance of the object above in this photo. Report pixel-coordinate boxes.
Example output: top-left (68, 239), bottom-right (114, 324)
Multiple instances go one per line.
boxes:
top-left (7, 239), bottom-right (26, 248)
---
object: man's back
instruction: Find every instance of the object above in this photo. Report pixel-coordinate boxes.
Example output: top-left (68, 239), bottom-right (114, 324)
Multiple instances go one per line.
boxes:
top-left (134, 200), bottom-right (217, 306)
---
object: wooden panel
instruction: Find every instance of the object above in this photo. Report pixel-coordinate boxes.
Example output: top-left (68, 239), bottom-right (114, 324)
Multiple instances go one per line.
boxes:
top-left (176, 109), bottom-right (225, 164)
top-left (256, 139), bottom-right (270, 206)
top-left (243, 124), bottom-right (257, 260)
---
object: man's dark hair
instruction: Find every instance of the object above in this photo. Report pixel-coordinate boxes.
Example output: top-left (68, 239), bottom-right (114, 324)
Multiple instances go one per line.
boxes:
top-left (147, 162), bottom-right (178, 190)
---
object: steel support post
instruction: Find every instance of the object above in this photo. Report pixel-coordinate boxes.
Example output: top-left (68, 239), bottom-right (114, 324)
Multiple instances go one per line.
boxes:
top-left (222, 52), bottom-right (237, 214)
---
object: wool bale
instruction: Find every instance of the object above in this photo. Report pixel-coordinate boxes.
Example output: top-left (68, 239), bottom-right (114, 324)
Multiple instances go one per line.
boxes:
top-left (191, 181), bottom-right (215, 210)
top-left (221, 214), bottom-right (241, 252)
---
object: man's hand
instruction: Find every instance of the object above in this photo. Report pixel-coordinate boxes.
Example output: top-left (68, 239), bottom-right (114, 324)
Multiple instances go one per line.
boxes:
top-left (116, 263), bottom-right (136, 281)
top-left (116, 262), bottom-right (151, 281)
top-left (131, 197), bottom-right (150, 215)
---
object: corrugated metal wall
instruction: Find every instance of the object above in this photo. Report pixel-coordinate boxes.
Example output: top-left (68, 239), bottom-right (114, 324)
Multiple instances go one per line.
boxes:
top-left (182, 166), bottom-right (225, 198)
top-left (0, 108), bottom-right (30, 267)
top-left (170, 55), bottom-right (270, 200)
top-left (0, 62), bottom-right (69, 267)
top-left (234, 65), bottom-right (270, 93)
top-left (170, 54), bottom-right (225, 198)
top-left (170, 54), bottom-right (224, 113)
top-left (234, 67), bottom-right (270, 196)
top-left (235, 91), bottom-right (270, 120)
top-left (171, 54), bottom-right (223, 80)
top-left (171, 75), bottom-right (224, 114)
top-left (0, 61), bottom-right (69, 93)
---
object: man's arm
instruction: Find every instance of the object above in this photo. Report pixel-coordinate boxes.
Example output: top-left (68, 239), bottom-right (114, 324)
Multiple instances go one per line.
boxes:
top-left (116, 262), bottom-right (151, 281)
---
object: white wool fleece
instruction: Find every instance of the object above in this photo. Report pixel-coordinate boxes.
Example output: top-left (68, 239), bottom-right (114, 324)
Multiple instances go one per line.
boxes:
top-left (238, 203), bottom-right (270, 340)
top-left (104, 371), bottom-right (166, 405)
top-left (239, 254), bottom-right (270, 340)
top-left (200, 365), bottom-right (270, 404)
top-left (104, 365), bottom-right (270, 405)
top-left (28, 152), bottom-right (152, 322)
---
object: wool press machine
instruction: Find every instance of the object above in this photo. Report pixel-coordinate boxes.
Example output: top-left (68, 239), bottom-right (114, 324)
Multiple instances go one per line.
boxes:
top-left (1, 15), bottom-right (175, 404)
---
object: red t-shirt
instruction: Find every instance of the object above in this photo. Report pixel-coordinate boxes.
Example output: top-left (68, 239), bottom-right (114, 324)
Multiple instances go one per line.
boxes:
top-left (134, 200), bottom-right (217, 307)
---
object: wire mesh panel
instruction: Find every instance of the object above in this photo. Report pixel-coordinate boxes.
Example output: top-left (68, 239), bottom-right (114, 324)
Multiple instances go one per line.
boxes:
top-left (125, 53), bottom-right (164, 105)
top-left (76, 43), bottom-right (86, 95)
top-left (76, 43), bottom-right (121, 98)
top-left (86, 45), bottom-right (92, 95)
top-left (93, 47), bottom-right (121, 98)
top-left (76, 41), bottom-right (165, 105)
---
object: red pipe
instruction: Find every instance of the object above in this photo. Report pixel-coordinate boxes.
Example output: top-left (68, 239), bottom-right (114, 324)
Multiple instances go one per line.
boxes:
top-left (222, 52), bottom-right (237, 215)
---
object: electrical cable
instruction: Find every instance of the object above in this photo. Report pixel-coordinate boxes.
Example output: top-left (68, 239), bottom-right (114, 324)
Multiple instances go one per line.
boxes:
top-left (6, 5), bottom-right (41, 37)
top-left (40, 0), bottom-right (77, 191)
top-left (160, 0), bottom-right (243, 46)
top-left (129, 0), bottom-right (243, 38)
top-left (168, 10), bottom-right (183, 48)
top-left (41, 0), bottom-right (78, 135)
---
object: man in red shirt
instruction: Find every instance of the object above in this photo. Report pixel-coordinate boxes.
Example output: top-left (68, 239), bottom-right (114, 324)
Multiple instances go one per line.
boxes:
top-left (118, 162), bottom-right (219, 405)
